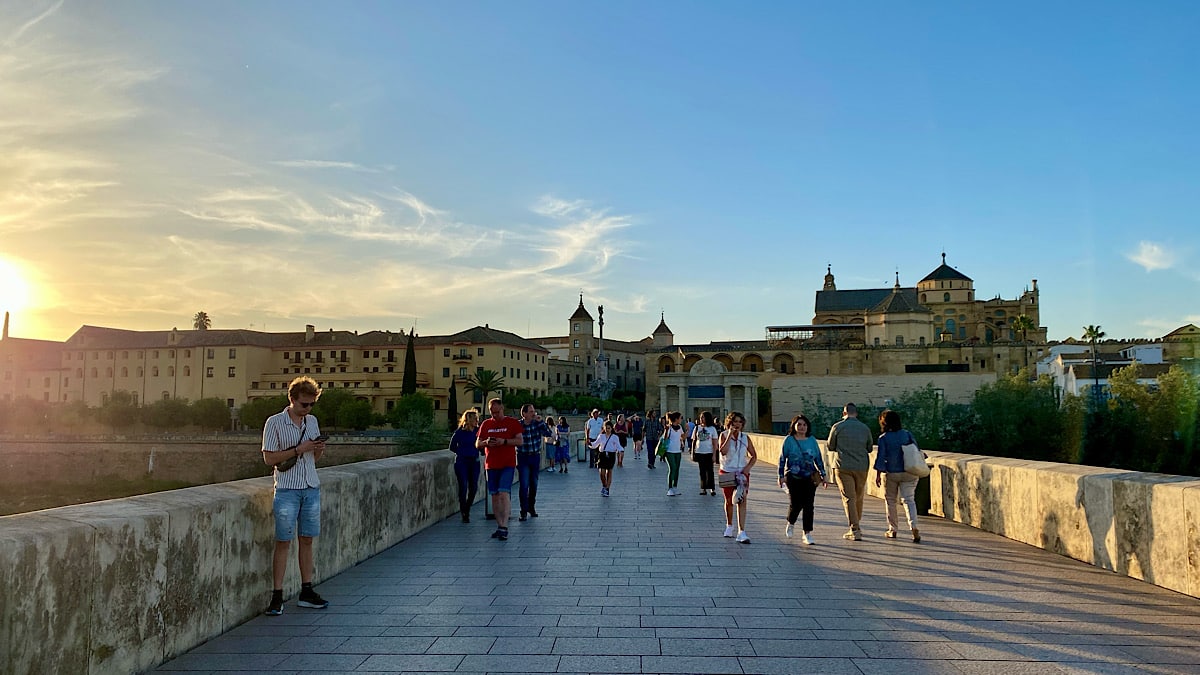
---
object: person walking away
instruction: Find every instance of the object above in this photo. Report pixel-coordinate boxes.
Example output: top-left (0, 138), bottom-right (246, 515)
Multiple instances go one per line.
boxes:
top-left (449, 409), bottom-right (481, 523)
top-left (718, 411), bottom-right (758, 544)
top-left (779, 414), bottom-right (827, 544)
top-left (827, 402), bottom-right (873, 541)
top-left (693, 411), bottom-right (718, 495)
top-left (662, 411), bottom-right (686, 496)
top-left (874, 409), bottom-right (922, 543)
top-left (630, 413), bottom-right (645, 461)
top-left (517, 404), bottom-right (554, 521)
top-left (589, 421), bottom-right (622, 496)
top-left (543, 415), bottom-right (558, 471)
top-left (555, 417), bottom-right (572, 473)
top-left (261, 376), bottom-right (329, 615)
top-left (476, 398), bottom-right (523, 541)
top-left (614, 414), bottom-right (629, 467)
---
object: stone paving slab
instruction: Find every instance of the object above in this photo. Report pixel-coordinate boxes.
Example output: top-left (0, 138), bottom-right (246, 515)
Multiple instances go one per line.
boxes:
top-left (157, 456), bottom-right (1200, 674)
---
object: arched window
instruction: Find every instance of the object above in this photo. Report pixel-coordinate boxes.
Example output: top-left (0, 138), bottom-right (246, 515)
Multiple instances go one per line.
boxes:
top-left (120, 367), bottom-right (128, 377)
top-left (90, 367), bottom-right (97, 377)
top-left (153, 367), bottom-right (159, 377)
top-left (106, 367), bottom-right (113, 377)
top-left (945, 319), bottom-right (957, 336)
top-left (183, 366), bottom-right (190, 376)
top-left (168, 366), bottom-right (174, 376)
top-left (162, 391), bottom-right (170, 401)
top-left (896, 336), bottom-right (905, 346)
top-left (76, 368), bottom-right (82, 378)
top-left (921, 293), bottom-right (927, 303)
top-left (136, 367), bottom-right (143, 377)
top-left (943, 292), bottom-right (951, 302)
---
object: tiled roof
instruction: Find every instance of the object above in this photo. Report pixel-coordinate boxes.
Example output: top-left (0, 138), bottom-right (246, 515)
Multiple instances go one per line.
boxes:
top-left (653, 317), bottom-right (673, 335)
top-left (816, 288), bottom-right (917, 313)
top-left (920, 264), bottom-right (973, 283)
top-left (0, 337), bottom-right (64, 369)
top-left (570, 297), bottom-right (594, 321)
top-left (870, 289), bottom-right (932, 315)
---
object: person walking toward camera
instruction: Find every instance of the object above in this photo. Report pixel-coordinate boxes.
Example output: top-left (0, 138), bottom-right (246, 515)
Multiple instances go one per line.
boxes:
top-left (692, 411), bottom-right (718, 495)
top-left (584, 409), bottom-right (604, 468)
top-left (589, 420), bottom-right (622, 496)
top-left (778, 414), bottom-right (827, 545)
top-left (449, 408), bottom-right (481, 523)
top-left (827, 402), bottom-right (873, 541)
top-left (555, 417), bottom-right (572, 473)
top-left (517, 404), bottom-right (554, 521)
top-left (718, 411), bottom-right (757, 543)
top-left (261, 376), bottom-right (329, 616)
top-left (874, 409), bottom-right (922, 543)
top-left (662, 411), bottom-right (686, 496)
top-left (477, 398), bottom-right (523, 541)
top-left (630, 413), bottom-right (645, 461)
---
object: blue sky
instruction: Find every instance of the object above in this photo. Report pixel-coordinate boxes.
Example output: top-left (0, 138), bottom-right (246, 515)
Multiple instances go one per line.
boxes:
top-left (1, 1), bottom-right (1197, 344)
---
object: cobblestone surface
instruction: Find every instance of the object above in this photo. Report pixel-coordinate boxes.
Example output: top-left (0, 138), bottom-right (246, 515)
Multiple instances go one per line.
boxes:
top-left (157, 456), bottom-right (1200, 674)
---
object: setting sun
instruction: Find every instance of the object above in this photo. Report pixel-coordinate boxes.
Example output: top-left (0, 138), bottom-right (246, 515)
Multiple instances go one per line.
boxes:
top-left (0, 256), bottom-right (34, 318)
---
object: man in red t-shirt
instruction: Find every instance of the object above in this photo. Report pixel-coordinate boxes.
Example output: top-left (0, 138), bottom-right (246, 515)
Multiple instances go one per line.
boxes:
top-left (475, 398), bottom-right (523, 540)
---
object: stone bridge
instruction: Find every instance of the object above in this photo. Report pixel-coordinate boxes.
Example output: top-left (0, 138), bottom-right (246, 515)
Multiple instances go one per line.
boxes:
top-left (4, 435), bottom-right (1198, 674)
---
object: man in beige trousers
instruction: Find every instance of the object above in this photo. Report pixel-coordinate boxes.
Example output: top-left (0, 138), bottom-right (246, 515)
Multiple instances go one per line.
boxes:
top-left (827, 402), bottom-right (873, 540)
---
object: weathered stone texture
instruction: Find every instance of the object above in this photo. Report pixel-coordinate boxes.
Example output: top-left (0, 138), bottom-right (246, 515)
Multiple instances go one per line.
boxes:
top-left (0, 451), bottom-right (459, 675)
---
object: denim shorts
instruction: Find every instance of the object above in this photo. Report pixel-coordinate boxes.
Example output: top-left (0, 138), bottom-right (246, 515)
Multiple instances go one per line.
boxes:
top-left (273, 486), bottom-right (321, 541)
top-left (486, 466), bottom-right (515, 495)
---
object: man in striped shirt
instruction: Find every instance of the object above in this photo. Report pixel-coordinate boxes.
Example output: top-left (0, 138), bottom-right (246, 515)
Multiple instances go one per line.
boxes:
top-left (261, 376), bottom-right (329, 616)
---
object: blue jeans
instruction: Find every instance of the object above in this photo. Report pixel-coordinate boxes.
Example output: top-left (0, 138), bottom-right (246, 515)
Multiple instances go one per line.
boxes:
top-left (517, 452), bottom-right (542, 515)
top-left (454, 458), bottom-right (480, 513)
top-left (272, 487), bottom-right (321, 541)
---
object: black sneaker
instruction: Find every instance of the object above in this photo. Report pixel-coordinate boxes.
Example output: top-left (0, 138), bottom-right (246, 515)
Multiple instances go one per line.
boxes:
top-left (518, 513), bottom-right (527, 522)
top-left (297, 588), bottom-right (329, 609)
top-left (497, 528), bottom-right (508, 541)
top-left (529, 510), bottom-right (539, 518)
top-left (265, 594), bottom-right (284, 616)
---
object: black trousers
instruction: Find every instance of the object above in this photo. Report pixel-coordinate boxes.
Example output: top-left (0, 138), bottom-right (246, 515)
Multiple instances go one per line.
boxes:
top-left (786, 474), bottom-right (818, 532)
top-left (696, 453), bottom-right (715, 490)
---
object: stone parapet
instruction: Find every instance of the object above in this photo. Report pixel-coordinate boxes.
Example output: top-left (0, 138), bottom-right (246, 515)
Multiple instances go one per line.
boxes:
top-left (0, 451), bottom-right (462, 675)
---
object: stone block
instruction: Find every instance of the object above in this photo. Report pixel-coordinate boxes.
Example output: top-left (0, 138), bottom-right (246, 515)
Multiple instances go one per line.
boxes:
top-left (1186, 483), bottom-right (1200, 598)
top-left (214, 479), bottom-right (277, 625)
top-left (0, 513), bottom-right (95, 675)
top-left (1111, 474), bottom-right (1200, 595)
top-left (53, 499), bottom-right (170, 675)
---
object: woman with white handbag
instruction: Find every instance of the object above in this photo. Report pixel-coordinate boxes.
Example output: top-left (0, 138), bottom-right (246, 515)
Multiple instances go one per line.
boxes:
top-left (873, 409), bottom-right (922, 543)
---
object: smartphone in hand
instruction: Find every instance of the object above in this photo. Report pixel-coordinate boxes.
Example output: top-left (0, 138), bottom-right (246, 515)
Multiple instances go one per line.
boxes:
top-left (315, 435), bottom-right (329, 442)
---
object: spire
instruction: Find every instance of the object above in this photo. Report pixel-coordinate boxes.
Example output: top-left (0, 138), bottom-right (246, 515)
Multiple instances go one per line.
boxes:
top-left (894, 270), bottom-right (901, 290)
top-left (942, 251), bottom-right (946, 265)
top-left (822, 264), bottom-right (836, 291)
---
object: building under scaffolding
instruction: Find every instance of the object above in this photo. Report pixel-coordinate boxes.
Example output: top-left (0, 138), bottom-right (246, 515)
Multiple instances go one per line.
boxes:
top-left (764, 324), bottom-right (866, 349)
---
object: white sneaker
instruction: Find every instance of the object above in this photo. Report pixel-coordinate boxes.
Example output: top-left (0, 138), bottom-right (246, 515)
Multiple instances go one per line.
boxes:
top-left (785, 523), bottom-right (794, 538)
top-left (735, 531), bottom-right (750, 544)
top-left (801, 532), bottom-right (814, 546)
top-left (723, 525), bottom-right (736, 538)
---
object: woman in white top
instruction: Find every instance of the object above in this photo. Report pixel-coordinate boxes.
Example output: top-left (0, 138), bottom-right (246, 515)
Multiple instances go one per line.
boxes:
top-left (718, 411), bottom-right (758, 544)
top-left (588, 421), bottom-right (623, 497)
top-left (662, 411), bottom-right (687, 496)
top-left (691, 411), bottom-right (719, 496)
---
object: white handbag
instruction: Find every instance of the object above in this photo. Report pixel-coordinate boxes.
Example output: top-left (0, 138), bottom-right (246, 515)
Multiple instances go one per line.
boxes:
top-left (902, 436), bottom-right (931, 478)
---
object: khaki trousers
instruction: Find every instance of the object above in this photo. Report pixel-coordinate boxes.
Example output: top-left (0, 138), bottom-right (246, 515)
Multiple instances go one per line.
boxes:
top-left (834, 469), bottom-right (868, 531)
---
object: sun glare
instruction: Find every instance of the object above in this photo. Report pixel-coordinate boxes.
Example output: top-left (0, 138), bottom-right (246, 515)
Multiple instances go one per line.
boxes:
top-left (0, 257), bottom-right (34, 318)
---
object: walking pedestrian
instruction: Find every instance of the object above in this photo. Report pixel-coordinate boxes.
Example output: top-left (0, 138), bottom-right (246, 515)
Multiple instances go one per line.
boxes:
top-left (555, 417), bottom-right (572, 473)
top-left (662, 411), bottom-right (686, 496)
top-left (828, 402), bottom-right (873, 540)
top-left (778, 414), bottom-right (827, 545)
top-left (718, 411), bottom-right (757, 544)
top-left (615, 413), bottom-right (629, 467)
top-left (589, 421), bottom-right (622, 496)
top-left (476, 398), bottom-right (523, 541)
top-left (584, 409), bottom-right (604, 468)
top-left (630, 413), bottom-right (645, 461)
top-left (692, 411), bottom-right (718, 495)
top-left (517, 404), bottom-right (554, 521)
top-left (449, 408), bottom-right (481, 523)
top-left (874, 409), bottom-right (922, 543)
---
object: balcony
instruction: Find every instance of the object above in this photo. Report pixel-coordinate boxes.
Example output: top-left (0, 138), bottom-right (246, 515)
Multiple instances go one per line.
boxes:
top-left (452, 353), bottom-right (473, 363)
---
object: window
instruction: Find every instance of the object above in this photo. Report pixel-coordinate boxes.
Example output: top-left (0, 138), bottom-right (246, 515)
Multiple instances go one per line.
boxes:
top-left (636, 362), bottom-right (640, 371)
top-left (502, 367), bottom-right (507, 376)
top-left (169, 350), bottom-right (175, 358)
top-left (459, 367), bottom-right (467, 377)
top-left (136, 367), bottom-right (143, 377)
top-left (120, 367), bottom-right (128, 377)
top-left (228, 367), bottom-right (236, 377)
top-left (168, 366), bottom-right (174, 376)
top-left (526, 370), bottom-right (530, 379)
top-left (386, 366), bottom-right (393, 372)
top-left (184, 366), bottom-right (191, 376)
top-left (315, 367), bottom-right (322, 373)
top-left (153, 350), bottom-right (159, 359)
top-left (107, 351), bottom-right (113, 359)
top-left (184, 350), bottom-right (190, 358)
top-left (373, 381), bottom-right (380, 388)
top-left (76, 368), bottom-right (82, 377)
top-left (64, 377), bottom-right (70, 386)
top-left (896, 336), bottom-right (904, 346)
top-left (330, 350), bottom-right (336, 358)
top-left (229, 348), bottom-right (237, 358)
top-left (270, 382), bottom-right (277, 389)
top-left (556, 373), bottom-right (561, 383)
top-left (919, 336), bottom-right (926, 345)
top-left (207, 349), bottom-right (215, 359)
top-left (43, 377), bottom-right (51, 387)
top-left (943, 292), bottom-right (951, 302)
top-left (573, 323), bottom-right (580, 331)
top-left (573, 355), bottom-right (580, 363)
top-left (122, 351), bottom-right (128, 359)
top-left (874, 338), bottom-right (881, 346)
top-left (616, 359), bottom-right (621, 369)
top-left (573, 339), bottom-right (580, 348)
top-left (105, 367), bottom-right (113, 377)
top-left (206, 367), bottom-right (214, 378)
top-left (442, 366), bottom-right (451, 377)
top-left (477, 347), bottom-right (484, 356)
top-left (90, 367), bottom-right (98, 377)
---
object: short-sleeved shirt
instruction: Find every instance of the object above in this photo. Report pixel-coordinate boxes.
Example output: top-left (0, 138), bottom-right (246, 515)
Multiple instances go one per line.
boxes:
top-left (262, 407), bottom-right (322, 489)
top-left (478, 415), bottom-right (523, 470)
top-left (584, 416), bottom-right (604, 440)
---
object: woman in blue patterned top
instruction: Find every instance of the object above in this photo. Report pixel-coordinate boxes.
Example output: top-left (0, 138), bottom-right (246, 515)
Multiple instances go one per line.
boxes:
top-left (777, 414), bottom-right (827, 545)
top-left (449, 408), bottom-right (481, 523)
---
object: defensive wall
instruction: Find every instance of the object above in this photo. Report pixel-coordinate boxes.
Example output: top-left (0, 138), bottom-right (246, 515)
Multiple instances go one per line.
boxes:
top-left (2, 431), bottom-right (1197, 674)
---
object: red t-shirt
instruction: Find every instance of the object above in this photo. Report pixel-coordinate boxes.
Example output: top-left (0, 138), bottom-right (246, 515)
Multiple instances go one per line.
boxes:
top-left (477, 415), bottom-right (523, 470)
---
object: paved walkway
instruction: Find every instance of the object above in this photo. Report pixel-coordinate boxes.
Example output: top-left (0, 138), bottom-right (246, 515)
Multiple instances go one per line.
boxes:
top-left (158, 455), bottom-right (1200, 674)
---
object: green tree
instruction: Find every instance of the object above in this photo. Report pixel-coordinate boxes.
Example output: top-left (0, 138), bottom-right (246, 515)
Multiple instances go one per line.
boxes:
top-left (1010, 314), bottom-right (1036, 371)
top-left (190, 397), bottom-right (232, 431)
top-left (142, 397), bottom-right (191, 429)
top-left (401, 330), bottom-right (417, 395)
top-left (1082, 324), bottom-right (1106, 405)
top-left (238, 395), bottom-right (289, 429)
top-left (890, 384), bottom-right (945, 449)
top-left (193, 311), bottom-right (211, 330)
top-left (465, 369), bottom-right (505, 409)
top-left (311, 387), bottom-right (356, 428)
top-left (963, 370), bottom-right (1067, 462)
top-left (338, 399), bottom-right (375, 431)
top-left (98, 391), bottom-right (140, 431)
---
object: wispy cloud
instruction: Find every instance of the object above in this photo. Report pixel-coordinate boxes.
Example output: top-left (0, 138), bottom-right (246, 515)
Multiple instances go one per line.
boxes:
top-left (1127, 240), bottom-right (1177, 272)
top-left (272, 159), bottom-right (380, 172)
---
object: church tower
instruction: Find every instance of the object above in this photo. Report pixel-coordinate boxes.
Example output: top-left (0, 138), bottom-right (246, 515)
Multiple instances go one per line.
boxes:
top-left (568, 294), bottom-right (594, 367)
top-left (652, 313), bottom-right (674, 348)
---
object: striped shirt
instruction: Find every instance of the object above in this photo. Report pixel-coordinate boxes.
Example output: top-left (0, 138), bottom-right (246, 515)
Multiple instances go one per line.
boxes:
top-left (262, 407), bottom-right (322, 490)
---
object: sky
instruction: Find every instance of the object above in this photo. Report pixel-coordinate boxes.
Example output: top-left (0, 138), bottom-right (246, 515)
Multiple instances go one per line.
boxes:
top-left (1, 1), bottom-right (1197, 346)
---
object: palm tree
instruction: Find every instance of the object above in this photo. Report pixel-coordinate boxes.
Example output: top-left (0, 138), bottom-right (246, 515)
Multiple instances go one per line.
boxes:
top-left (1011, 314), bottom-right (1036, 371)
top-left (1082, 324), bottom-right (1106, 404)
top-left (192, 311), bottom-right (211, 330)
top-left (465, 369), bottom-right (505, 410)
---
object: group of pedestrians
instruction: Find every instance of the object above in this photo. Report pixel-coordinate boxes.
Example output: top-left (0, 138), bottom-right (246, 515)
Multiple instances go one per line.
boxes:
top-left (259, 379), bottom-right (924, 616)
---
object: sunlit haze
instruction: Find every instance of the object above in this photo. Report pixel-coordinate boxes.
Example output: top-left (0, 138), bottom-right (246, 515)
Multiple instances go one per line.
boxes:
top-left (2, 1), bottom-right (1197, 344)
